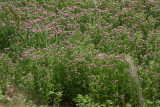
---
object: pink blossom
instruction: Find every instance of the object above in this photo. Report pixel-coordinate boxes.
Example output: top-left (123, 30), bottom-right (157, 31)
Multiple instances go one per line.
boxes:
top-left (68, 75), bottom-right (71, 78)
top-left (4, 48), bottom-right (10, 50)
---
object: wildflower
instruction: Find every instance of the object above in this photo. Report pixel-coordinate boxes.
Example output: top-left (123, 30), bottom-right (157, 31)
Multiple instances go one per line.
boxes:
top-left (4, 48), bottom-right (10, 50)
top-left (121, 94), bottom-right (124, 99)
top-left (68, 75), bottom-right (71, 78)
top-left (115, 80), bottom-right (118, 83)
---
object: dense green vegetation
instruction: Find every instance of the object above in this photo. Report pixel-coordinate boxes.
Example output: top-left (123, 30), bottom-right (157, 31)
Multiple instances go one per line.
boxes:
top-left (0, 0), bottom-right (160, 106)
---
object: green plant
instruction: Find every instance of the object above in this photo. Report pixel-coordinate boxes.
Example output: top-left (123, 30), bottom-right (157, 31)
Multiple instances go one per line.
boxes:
top-left (74, 94), bottom-right (96, 107)
top-left (53, 91), bottom-right (63, 107)
top-left (0, 0), bottom-right (160, 106)
top-left (0, 89), bottom-right (7, 103)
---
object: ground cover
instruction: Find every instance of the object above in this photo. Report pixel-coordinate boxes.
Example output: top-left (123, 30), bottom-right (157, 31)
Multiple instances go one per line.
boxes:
top-left (0, 0), bottom-right (160, 106)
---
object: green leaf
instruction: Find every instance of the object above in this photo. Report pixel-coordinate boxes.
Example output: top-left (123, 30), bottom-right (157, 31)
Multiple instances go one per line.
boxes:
top-left (49, 91), bottom-right (55, 95)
